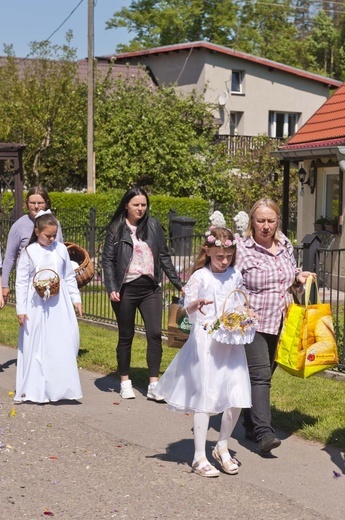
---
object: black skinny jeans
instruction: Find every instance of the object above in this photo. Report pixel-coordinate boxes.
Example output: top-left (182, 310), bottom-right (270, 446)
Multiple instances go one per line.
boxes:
top-left (111, 276), bottom-right (163, 378)
top-left (243, 331), bottom-right (279, 441)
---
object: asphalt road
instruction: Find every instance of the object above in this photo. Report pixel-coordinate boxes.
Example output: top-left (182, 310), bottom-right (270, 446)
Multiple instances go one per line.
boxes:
top-left (0, 344), bottom-right (344, 520)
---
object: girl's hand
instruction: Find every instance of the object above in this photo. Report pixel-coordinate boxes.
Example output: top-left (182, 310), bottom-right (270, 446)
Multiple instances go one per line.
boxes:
top-left (17, 314), bottom-right (28, 327)
top-left (187, 298), bottom-right (213, 315)
top-left (2, 287), bottom-right (10, 302)
top-left (0, 296), bottom-right (4, 309)
top-left (74, 302), bottom-right (83, 317)
top-left (296, 271), bottom-right (316, 284)
top-left (109, 291), bottom-right (121, 302)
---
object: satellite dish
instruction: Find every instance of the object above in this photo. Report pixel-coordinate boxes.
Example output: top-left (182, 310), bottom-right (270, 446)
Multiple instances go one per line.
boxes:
top-left (218, 91), bottom-right (228, 106)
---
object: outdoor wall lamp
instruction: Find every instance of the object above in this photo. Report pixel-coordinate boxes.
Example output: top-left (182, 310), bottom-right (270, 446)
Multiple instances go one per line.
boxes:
top-left (298, 167), bottom-right (309, 195)
top-left (298, 164), bottom-right (316, 194)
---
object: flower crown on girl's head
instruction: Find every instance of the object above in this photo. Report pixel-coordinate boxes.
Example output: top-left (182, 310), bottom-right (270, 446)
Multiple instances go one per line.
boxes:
top-left (205, 228), bottom-right (237, 248)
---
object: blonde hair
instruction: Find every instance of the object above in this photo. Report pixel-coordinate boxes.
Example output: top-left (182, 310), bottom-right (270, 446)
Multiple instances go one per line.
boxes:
top-left (192, 227), bottom-right (236, 273)
top-left (246, 198), bottom-right (281, 242)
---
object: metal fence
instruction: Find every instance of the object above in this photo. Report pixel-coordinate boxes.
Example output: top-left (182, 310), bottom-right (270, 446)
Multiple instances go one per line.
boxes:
top-left (1, 210), bottom-right (344, 370)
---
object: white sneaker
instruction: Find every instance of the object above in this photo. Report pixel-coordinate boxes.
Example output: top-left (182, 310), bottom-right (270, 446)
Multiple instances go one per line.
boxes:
top-left (147, 382), bottom-right (165, 402)
top-left (120, 380), bottom-right (135, 399)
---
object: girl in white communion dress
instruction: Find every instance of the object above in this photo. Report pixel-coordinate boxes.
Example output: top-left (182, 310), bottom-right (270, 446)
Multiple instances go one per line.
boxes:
top-left (15, 211), bottom-right (83, 404)
top-left (154, 226), bottom-right (253, 477)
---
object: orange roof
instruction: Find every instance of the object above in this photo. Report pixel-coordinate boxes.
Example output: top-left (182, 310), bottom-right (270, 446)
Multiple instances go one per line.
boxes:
top-left (287, 82), bottom-right (345, 146)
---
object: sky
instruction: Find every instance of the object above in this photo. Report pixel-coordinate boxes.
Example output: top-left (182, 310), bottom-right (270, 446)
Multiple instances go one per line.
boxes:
top-left (0, 0), bottom-right (132, 59)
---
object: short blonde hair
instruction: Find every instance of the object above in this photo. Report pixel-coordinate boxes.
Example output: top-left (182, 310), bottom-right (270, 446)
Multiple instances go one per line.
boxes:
top-left (246, 198), bottom-right (281, 242)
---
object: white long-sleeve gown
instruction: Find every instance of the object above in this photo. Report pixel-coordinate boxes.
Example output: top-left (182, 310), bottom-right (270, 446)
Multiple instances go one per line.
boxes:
top-left (155, 266), bottom-right (252, 414)
top-left (15, 241), bottom-right (82, 403)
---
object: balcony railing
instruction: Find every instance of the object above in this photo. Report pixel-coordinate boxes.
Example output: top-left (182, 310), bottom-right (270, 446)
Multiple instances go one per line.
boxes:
top-left (214, 135), bottom-right (284, 155)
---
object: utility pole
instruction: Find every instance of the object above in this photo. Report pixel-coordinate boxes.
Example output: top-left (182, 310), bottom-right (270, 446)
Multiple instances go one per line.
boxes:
top-left (87, 0), bottom-right (95, 192)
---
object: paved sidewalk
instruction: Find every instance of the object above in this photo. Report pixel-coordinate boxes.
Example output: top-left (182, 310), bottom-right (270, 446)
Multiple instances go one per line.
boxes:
top-left (0, 344), bottom-right (344, 520)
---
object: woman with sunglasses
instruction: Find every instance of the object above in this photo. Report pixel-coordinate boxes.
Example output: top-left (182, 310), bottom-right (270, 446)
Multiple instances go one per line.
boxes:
top-left (2, 186), bottom-right (63, 302)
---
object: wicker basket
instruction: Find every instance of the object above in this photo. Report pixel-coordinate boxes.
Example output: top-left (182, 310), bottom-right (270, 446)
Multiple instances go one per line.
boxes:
top-left (33, 269), bottom-right (60, 300)
top-left (65, 242), bottom-right (95, 288)
top-left (207, 289), bottom-right (257, 345)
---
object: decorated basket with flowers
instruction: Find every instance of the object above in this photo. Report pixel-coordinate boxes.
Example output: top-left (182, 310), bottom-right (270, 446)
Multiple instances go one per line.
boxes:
top-left (33, 269), bottom-right (60, 301)
top-left (206, 289), bottom-right (257, 345)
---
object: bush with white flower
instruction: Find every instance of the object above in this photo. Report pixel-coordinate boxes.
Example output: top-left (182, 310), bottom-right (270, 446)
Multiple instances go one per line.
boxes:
top-left (233, 211), bottom-right (249, 237)
top-left (209, 210), bottom-right (226, 228)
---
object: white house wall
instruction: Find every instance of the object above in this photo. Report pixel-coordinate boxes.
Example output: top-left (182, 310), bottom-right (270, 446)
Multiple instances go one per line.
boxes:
top-left (121, 48), bottom-right (333, 136)
top-left (202, 54), bottom-right (328, 135)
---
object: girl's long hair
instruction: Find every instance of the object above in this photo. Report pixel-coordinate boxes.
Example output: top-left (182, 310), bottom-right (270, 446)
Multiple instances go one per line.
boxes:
top-left (27, 213), bottom-right (59, 246)
top-left (107, 187), bottom-right (150, 242)
top-left (192, 227), bottom-right (237, 273)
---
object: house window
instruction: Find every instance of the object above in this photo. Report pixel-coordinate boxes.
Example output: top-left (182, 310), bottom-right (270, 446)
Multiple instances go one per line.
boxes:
top-left (230, 112), bottom-right (242, 135)
top-left (324, 172), bottom-right (340, 219)
top-left (269, 112), bottom-right (298, 138)
top-left (231, 71), bottom-right (244, 93)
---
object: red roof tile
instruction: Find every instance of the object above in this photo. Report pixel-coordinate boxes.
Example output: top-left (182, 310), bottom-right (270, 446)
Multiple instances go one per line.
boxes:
top-left (287, 82), bottom-right (345, 145)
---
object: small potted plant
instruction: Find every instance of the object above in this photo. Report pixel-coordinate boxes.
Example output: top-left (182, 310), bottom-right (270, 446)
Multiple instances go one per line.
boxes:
top-left (324, 217), bottom-right (338, 234)
top-left (314, 216), bottom-right (327, 232)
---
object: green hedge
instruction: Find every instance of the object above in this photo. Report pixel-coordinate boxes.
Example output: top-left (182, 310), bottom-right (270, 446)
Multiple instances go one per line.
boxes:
top-left (1, 190), bottom-right (210, 234)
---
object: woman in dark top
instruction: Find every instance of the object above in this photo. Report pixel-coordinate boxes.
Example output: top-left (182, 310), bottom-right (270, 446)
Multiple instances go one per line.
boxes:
top-left (102, 187), bottom-right (184, 401)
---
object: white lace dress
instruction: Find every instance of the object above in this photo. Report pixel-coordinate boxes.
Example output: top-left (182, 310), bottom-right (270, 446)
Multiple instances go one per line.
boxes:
top-left (15, 241), bottom-right (82, 403)
top-left (155, 266), bottom-right (252, 414)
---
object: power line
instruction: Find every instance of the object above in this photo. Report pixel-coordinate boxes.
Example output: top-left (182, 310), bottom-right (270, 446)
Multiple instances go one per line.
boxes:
top-left (236, 0), bottom-right (345, 16)
top-left (44, 0), bottom-right (86, 44)
top-left (17, 0), bottom-right (86, 61)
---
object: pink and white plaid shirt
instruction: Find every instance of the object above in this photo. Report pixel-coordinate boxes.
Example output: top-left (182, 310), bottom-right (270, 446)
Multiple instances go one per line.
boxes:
top-left (235, 232), bottom-right (298, 335)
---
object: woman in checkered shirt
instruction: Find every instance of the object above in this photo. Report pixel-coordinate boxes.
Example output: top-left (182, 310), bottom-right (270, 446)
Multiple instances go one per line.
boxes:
top-left (235, 198), bottom-right (314, 455)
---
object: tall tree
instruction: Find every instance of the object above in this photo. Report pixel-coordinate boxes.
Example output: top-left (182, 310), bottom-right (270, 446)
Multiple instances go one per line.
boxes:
top-left (106, 0), bottom-right (345, 79)
top-left (303, 9), bottom-right (339, 76)
top-left (106, 0), bottom-right (238, 51)
top-left (93, 67), bottom-right (287, 212)
top-left (94, 67), bottom-right (232, 203)
top-left (233, 0), bottom-right (302, 66)
top-left (0, 36), bottom-right (87, 190)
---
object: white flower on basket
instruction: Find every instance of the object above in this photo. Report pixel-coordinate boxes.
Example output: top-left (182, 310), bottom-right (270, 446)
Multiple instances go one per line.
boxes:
top-left (34, 277), bottom-right (59, 300)
top-left (33, 269), bottom-right (60, 301)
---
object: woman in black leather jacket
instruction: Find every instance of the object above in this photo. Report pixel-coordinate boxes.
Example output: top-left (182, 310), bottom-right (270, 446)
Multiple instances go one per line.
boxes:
top-left (102, 187), bottom-right (184, 401)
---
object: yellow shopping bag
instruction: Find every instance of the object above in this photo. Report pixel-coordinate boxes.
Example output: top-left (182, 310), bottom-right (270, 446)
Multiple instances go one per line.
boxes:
top-left (275, 276), bottom-right (339, 378)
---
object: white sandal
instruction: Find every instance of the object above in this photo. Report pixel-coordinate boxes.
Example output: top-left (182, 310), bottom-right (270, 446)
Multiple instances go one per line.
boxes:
top-left (192, 458), bottom-right (220, 478)
top-left (212, 447), bottom-right (239, 475)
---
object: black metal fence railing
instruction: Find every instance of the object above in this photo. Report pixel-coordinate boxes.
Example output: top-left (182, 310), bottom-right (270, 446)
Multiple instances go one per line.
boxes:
top-left (1, 209), bottom-right (344, 371)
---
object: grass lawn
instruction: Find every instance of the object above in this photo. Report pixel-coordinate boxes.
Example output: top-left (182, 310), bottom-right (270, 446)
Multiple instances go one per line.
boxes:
top-left (1, 305), bottom-right (344, 450)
